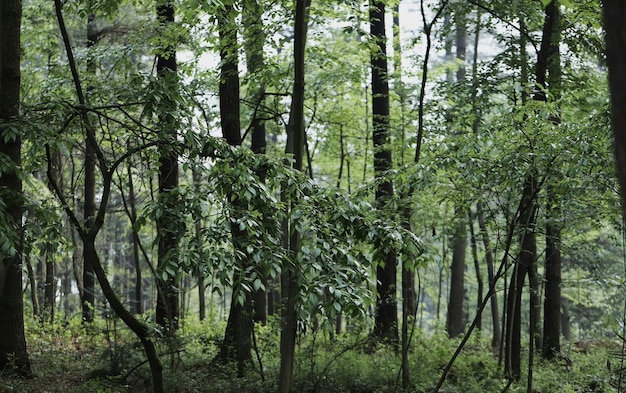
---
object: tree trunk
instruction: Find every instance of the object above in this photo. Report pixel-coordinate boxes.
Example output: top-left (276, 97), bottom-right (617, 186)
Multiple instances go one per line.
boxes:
top-left (52, 1), bottom-right (164, 388)
top-left (85, 241), bottom-right (165, 392)
top-left (82, 10), bottom-right (97, 324)
top-left (44, 243), bottom-right (55, 323)
top-left (25, 253), bottom-right (39, 317)
top-left (0, 0), bottom-right (30, 375)
top-left (447, 14), bottom-right (467, 338)
top-left (370, 0), bottom-right (398, 345)
top-left (127, 164), bottom-right (143, 315)
top-left (603, 1), bottom-right (626, 217)
top-left (447, 208), bottom-right (467, 338)
top-left (477, 203), bottom-right (500, 350)
top-left (560, 296), bottom-right (571, 341)
top-left (214, 0), bottom-right (257, 371)
top-left (468, 211), bottom-right (483, 332)
top-left (541, 0), bottom-right (562, 361)
top-left (155, 0), bottom-right (180, 332)
top-left (243, 0), bottom-right (268, 325)
top-left (543, 206), bottom-right (561, 359)
top-left (278, 0), bottom-right (310, 390)
top-left (505, 176), bottom-right (538, 380)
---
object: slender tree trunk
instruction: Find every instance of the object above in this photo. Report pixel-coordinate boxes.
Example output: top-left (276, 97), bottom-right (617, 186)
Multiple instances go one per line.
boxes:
top-left (127, 164), bottom-right (143, 315)
top-left (447, 14), bottom-right (467, 338)
top-left (52, 2), bottom-right (167, 387)
top-left (44, 244), bottom-right (55, 323)
top-left (155, 0), bottom-right (180, 332)
top-left (62, 260), bottom-right (72, 317)
top-left (561, 296), bottom-right (571, 341)
top-left (82, 11), bottom-right (97, 324)
top-left (278, 0), bottom-right (310, 390)
top-left (392, 3), bottom-right (415, 386)
top-left (0, 0), bottom-right (30, 375)
top-left (541, 0), bottom-right (562, 361)
top-left (243, 0), bottom-right (268, 325)
top-left (192, 170), bottom-right (206, 321)
top-left (505, 177), bottom-right (538, 380)
top-left (25, 253), bottom-right (39, 317)
top-left (468, 211), bottom-right (483, 332)
top-left (370, 0), bottom-right (398, 344)
top-left (477, 203), bottom-right (500, 350)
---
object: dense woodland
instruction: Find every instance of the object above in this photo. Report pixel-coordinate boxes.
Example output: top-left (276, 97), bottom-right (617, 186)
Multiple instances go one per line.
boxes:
top-left (3, 0), bottom-right (626, 392)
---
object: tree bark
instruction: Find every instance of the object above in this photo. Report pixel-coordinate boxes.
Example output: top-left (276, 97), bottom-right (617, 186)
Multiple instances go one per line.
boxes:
top-left (278, 0), bottom-right (310, 390)
top-left (505, 176), bottom-right (538, 380)
top-left (155, 0), bottom-right (180, 332)
top-left (243, 0), bottom-right (269, 325)
top-left (446, 12), bottom-right (467, 339)
top-left (603, 1), bottom-right (626, 219)
top-left (127, 164), bottom-right (143, 315)
top-left (468, 211), bottom-right (483, 332)
top-left (44, 244), bottom-right (55, 323)
top-left (370, 0), bottom-right (398, 345)
top-left (541, 0), bottom-right (562, 361)
top-left (477, 203), bottom-right (500, 350)
top-left (0, 0), bottom-right (30, 375)
top-left (447, 208), bottom-right (467, 338)
top-left (82, 11), bottom-right (98, 323)
top-left (214, 0), bottom-right (257, 372)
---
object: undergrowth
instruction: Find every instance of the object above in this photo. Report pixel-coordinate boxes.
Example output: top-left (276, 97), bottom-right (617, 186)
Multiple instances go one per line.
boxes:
top-left (0, 315), bottom-right (620, 393)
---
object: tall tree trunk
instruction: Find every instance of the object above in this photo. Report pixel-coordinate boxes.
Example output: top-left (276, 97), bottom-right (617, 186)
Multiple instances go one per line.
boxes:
top-left (214, 1), bottom-right (256, 372)
top-left (392, 3), bottom-right (415, 386)
top-left (504, 2), bottom-right (559, 377)
top-left (82, 10), bottom-right (98, 323)
top-left (603, 1), bottom-right (626, 217)
top-left (155, 0), bottom-right (180, 332)
top-left (278, 0), bottom-right (310, 390)
top-left (541, 0), bottom-right (562, 360)
top-left (370, 0), bottom-right (398, 344)
top-left (0, 0), bottom-right (30, 375)
top-left (447, 12), bottom-right (467, 339)
top-left (243, 0), bottom-right (269, 325)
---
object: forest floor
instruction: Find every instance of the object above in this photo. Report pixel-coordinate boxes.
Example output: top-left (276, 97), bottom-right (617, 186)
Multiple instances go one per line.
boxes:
top-left (0, 319), bottom-right (623, 393)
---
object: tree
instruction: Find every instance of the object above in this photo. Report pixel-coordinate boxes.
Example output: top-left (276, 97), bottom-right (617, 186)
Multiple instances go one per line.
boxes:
top-left (214, 0), bottom-right (255, 371)
top-left (51, 0), bottom-right (165, 389)
top-left (446, 10), bottom-right (467, 339)
top-left (0, 0), bottom-right (31, 375)
top-left (541, 0), bottom-right (562, 361)
top-left (82, 7), bottom-right (98, 324)
top-left (370, 0), bottom-right (398, 344)
top-left (279, 0), bottom-right (310, 390)
top-left (243, 0), bottom-right (269, 325)
top-left (602, 2), bottom-right (626, 216)
top-left (154, 0), bottom-right (181, 333)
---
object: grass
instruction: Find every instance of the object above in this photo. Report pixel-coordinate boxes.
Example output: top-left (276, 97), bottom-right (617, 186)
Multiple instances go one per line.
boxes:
top-left (0, 316), bottom-right (622, 393)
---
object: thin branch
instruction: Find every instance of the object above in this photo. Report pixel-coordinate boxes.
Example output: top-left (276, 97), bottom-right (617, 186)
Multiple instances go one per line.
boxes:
top-left (415, 0), bottom-right (449, 164)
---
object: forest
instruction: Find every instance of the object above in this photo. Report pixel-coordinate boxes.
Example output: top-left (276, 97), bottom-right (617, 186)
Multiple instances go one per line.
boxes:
top-left (2, 0), bottom-right (626, 392)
